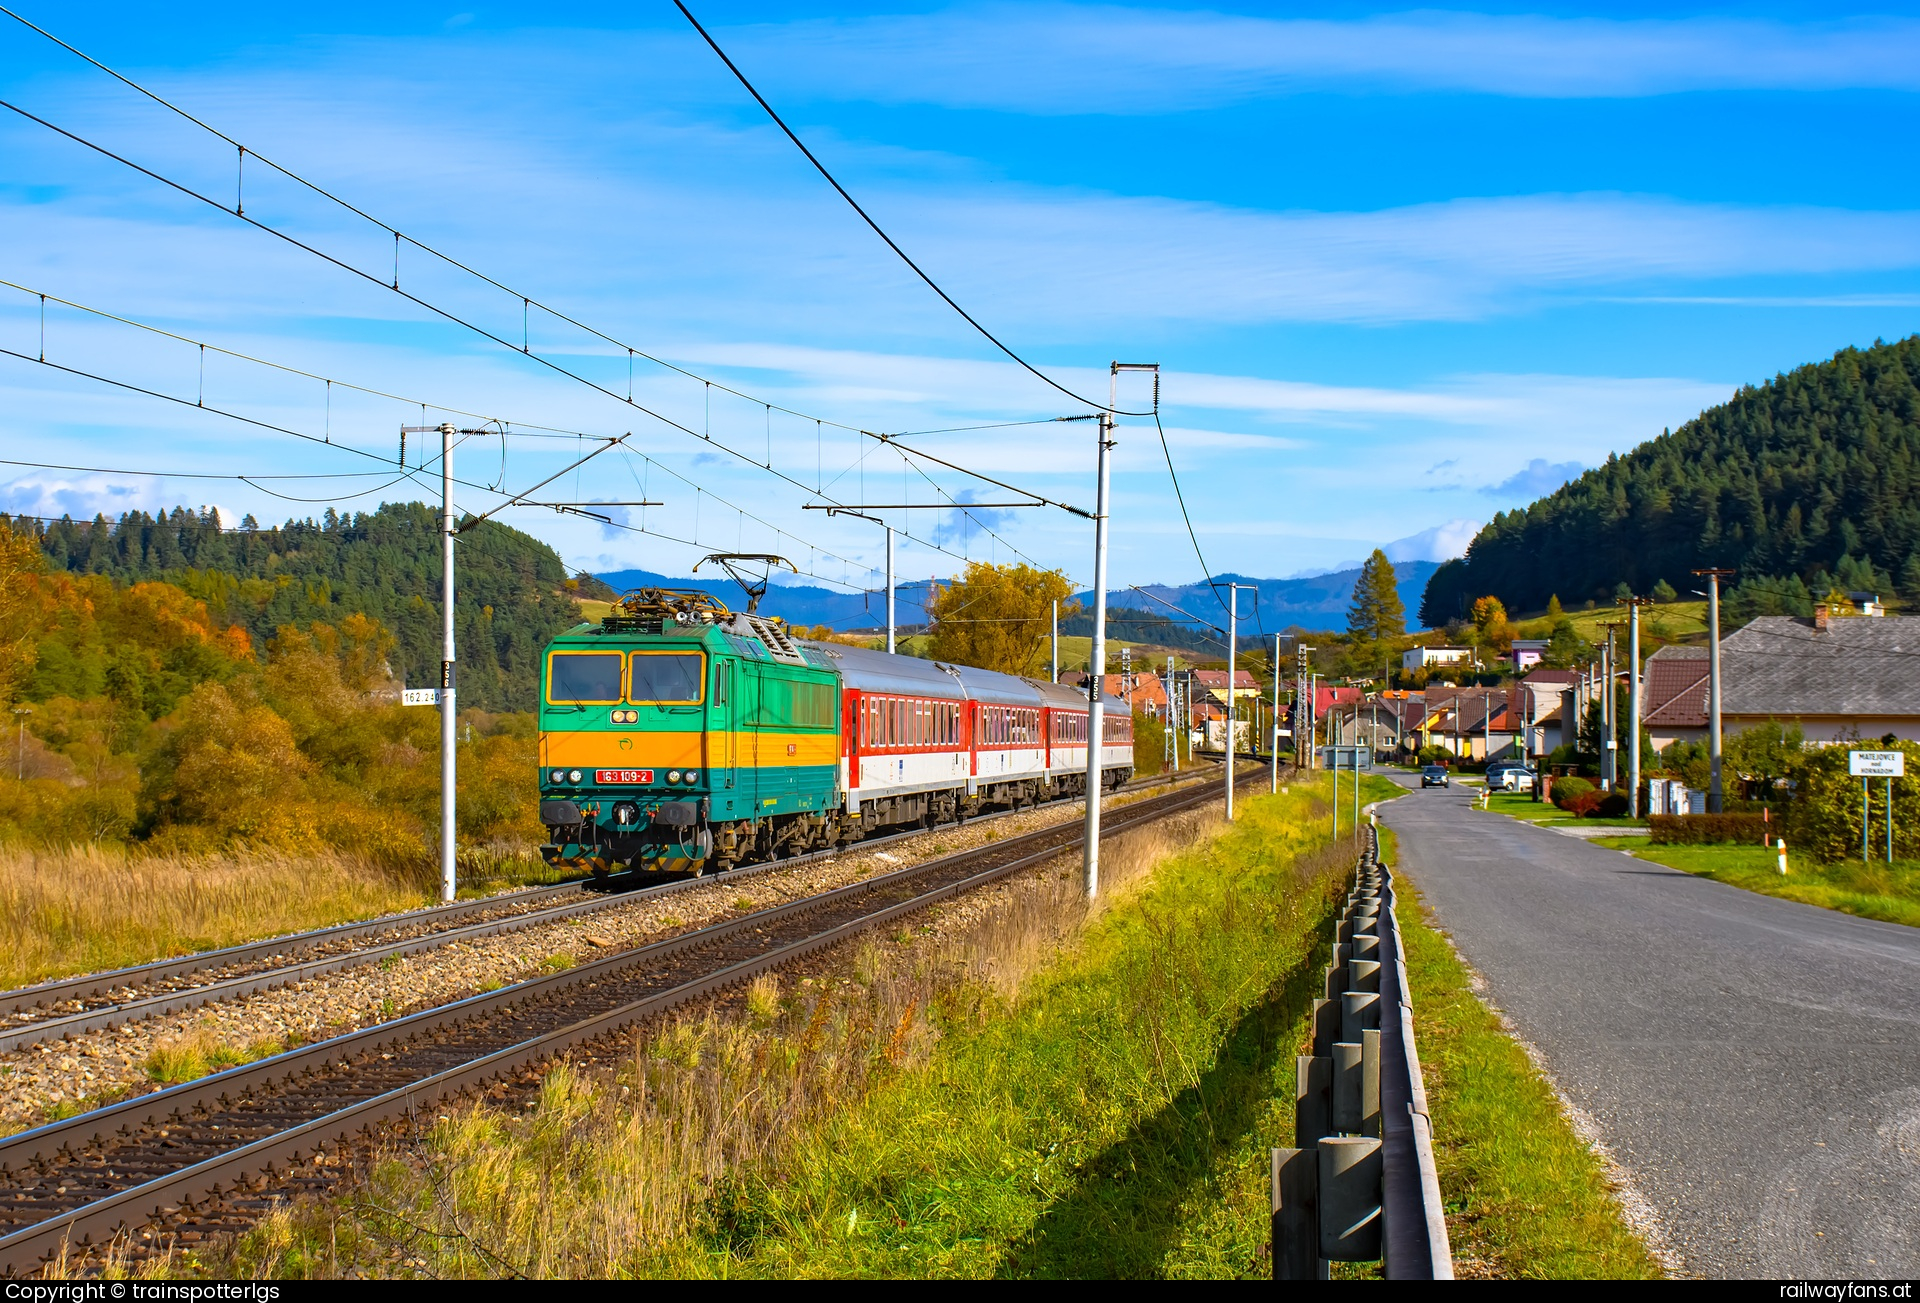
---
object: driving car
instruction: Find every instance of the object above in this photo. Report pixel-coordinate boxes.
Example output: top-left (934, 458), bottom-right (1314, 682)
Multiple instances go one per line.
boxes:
top-left (1420, 765), bottom-right (1450, 787)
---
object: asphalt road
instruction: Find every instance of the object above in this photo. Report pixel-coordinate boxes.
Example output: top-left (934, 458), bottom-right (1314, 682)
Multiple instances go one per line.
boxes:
top-left (1377, 775), bottom-right (1920, 1279)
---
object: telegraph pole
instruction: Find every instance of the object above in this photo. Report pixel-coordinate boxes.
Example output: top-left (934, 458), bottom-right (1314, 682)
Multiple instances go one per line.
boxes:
top-left (1620, 597), bottom-right (1651, 817)
top-left (1692, 569), bottom-right (1734, 812)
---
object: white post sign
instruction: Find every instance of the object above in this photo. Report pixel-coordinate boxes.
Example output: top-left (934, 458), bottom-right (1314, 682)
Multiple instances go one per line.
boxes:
top-left (1849, 751), bottom-right (1905, 777)
top-left (402, 688), bottom-right (442, 707)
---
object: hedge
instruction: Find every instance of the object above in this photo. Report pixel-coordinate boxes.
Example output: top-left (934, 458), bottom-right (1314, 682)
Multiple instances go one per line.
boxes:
top-left (1648, 813), bottom-right (1770, 845)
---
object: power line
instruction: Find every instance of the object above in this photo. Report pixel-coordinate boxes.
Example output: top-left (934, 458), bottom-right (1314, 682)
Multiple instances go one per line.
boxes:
top-left (671, 0), bottom-right (1151, 419)
top-left (0, 14), bottom-right (1090, 517)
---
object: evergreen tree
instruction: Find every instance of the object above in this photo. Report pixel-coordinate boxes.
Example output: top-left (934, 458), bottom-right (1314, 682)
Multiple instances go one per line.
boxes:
top-left (1420, 335), bottom-right (1920, 621)
top-left (1651, 578), bottom-right (1677, 604)
top-left (1346, 550), bottom-right (1404, 643)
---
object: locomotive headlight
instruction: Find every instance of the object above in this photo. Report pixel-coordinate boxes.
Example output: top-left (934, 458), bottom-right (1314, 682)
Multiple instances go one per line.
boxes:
top-left (683, 770), bottom-right (699, 784)
top-left (666, 770), bottom-right (681, 784)
top-left (550, 769), bottom-right (565, 783)
top-left (568, 769), bottom-right (583, 783)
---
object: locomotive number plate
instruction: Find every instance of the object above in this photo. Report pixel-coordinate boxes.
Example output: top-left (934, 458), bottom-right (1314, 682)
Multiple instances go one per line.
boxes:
top-left (595, 768), bottom-right (654, 784)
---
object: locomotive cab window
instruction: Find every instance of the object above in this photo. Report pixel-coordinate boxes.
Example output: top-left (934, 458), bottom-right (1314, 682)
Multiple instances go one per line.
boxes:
top-left (630, 652), bottom-right (704, 704)
top-left (547, 651), bottom-right (623, 704)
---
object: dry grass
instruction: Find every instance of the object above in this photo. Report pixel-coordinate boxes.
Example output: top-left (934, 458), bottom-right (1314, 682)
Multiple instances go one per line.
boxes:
top-left (213, 795), bottom-right (1241, 1279)
top-left (0, 843), bottom-right (435, 990)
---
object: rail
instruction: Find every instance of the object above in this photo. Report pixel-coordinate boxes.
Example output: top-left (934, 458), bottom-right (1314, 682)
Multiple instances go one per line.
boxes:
top-left (1271, 822), bottom-right (1452, 1279)
top-left (0, 766), bottom-right (1220, 1052)
top-left (0, 770), bottom-right (1247, 1276)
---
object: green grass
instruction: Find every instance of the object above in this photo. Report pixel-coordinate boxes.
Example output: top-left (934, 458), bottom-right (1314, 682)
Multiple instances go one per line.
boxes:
top-left (1594, 839), bottom-right (1920, 929)
top-left (1376, 825), bottom-right (1664, 1279)
top-left (1560, 600), bottom-right (1706, 645)
top-left (1483, 791), bottom-right (1646, 829)
top-left (660, 775), bottom-right (1405, 1278)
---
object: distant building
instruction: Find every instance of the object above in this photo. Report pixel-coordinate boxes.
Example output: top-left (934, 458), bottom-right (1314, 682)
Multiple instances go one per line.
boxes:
top-left (1402, 644), bottom-right (1474, 673)
top-left (1509, 639), bottom-right (1550, 671)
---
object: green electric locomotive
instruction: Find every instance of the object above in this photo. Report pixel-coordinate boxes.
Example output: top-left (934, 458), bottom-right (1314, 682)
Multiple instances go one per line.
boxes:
top-left (537, 587), bottom-right (1135, 876)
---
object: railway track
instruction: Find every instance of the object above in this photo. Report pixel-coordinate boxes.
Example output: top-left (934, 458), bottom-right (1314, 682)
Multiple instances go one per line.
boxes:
top-left (0, 767), bottom-right (1254, 1276)
top-left (0, 766), bottom-right (1219, 1055)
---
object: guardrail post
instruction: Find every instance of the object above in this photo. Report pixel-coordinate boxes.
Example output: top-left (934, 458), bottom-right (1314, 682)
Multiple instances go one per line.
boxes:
top-left (1319, 1136), bottom-right (1384, 1261)
top-left (1361, 1026), bottom-right (1381, 1138)
top-left (1331, 1041), bottom-right (1364, 1132)
top-left (1341, 990), bottom-right (1380, 1044)
top-left (1349, 958), bottom-right (1382, 993)
top-left (1350, 933), bottom-right (1380, 962)
top-left (1311, 997), bottom-right (1340, 1057)
top-left (1271, 1147), bottom-right (1327, 1279)
top-left (1296, 1054), bottom-right (1332, 1146)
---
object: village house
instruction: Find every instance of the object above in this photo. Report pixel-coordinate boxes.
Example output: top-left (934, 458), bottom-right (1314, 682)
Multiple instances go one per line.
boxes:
top-left (1401, 644), bottom-right (1475, 673)
top-left (1640, 611), bottom-right (1920, 746)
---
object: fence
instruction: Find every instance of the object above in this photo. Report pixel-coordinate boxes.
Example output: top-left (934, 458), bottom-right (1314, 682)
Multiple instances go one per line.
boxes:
top-left (1271, 822), bottom-right (1453, 1279)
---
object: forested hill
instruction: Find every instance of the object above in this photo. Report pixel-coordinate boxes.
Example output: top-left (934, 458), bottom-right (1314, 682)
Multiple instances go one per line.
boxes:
top-left (17, 504), bottom-right (590, 710)
top-left (1420, 335), bottom-right (1920, 625)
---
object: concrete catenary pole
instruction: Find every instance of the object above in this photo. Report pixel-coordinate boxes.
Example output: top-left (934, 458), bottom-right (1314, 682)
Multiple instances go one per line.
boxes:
top-left (1051, 598), bottom-right (1059, 683)
top-left (439, 422), bottom-right (458, 903)
top-left (1083, 409), bottom-right (1114, 899)
top-left (1693, 569), bottom-right (1733, 813)
top-left (885, 525), bottom-right (896, 656)
top-left (1226, 583), bottom-right (1240, 822)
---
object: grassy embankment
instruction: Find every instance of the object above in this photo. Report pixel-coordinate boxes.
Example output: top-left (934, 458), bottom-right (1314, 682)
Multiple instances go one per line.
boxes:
top-left (219, 774), bottom-right (1388, 1279)
top-left (0, 846), bottom-right (572, 991)
top-left (1592, 837), bottom-right (1920, 929)
top-left (1376, 823), bottom-right (1663, 1278)
top-left (1559, 599), bottom-right (1707, 646)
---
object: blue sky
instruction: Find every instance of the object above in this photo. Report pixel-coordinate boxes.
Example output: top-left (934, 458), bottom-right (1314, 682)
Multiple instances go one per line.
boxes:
top-left (3, 2), bottom-right (1919, 615)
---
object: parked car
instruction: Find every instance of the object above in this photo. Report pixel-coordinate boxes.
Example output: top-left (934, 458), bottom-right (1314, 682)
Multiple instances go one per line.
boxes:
top-left (1420, 765), bottom-right (1450, 788)
top-left (1485, 762), bottom-right (1537, 792)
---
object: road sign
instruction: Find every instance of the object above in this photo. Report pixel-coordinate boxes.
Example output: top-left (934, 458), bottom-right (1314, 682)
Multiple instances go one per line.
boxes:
top-left (1321, 745), bottom-right (1371, 769)
top-left (402, 688), bottom-right (442, 707)
top-left (1849, 750), bottom-right (1905, 777)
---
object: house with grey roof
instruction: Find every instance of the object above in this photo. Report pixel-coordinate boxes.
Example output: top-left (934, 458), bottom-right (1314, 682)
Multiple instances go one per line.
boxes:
top-left (1717, 613), bottom-right (1920, 744)
top-left (1639, 611), bottom-right (1920, 749)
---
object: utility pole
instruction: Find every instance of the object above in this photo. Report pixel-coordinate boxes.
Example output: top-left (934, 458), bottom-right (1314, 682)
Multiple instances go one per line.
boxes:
top-left (1051, 599), bottom-right (1059, 682)
top-left (1692, 569), bottom-right (1734, 813)
top-left (1598, 624), bottom-right (1622, 791)
top-left (1620, 597), bottom-right (1651, 817)
top-left (1271, 634), bottom-right (1282, 793)
top-left (885, 525), bottom-right (896, 655)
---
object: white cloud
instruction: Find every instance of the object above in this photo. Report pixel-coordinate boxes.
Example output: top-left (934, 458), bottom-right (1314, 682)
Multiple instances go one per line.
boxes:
top-left (1384, 518), bottom-right (1482, 564)
top-left (736, 7), bottom-right (1920, 113)
top-left (0, 470), bottom-right (232, 525)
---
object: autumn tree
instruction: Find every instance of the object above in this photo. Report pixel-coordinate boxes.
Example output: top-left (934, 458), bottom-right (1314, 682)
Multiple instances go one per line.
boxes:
top-left (926, 562), bottom-right (1077, 676)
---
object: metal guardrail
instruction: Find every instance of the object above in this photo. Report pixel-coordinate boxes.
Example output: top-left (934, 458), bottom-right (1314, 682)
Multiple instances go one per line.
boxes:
top-left (1272, 822), bottom-right (1453, 1279)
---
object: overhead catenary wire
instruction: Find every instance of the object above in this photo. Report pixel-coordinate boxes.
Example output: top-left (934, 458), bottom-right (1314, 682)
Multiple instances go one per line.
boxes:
top-left (0, 19), bottom-right (1089, 519)
top-left (670, 0), bottom-right (1151, 419)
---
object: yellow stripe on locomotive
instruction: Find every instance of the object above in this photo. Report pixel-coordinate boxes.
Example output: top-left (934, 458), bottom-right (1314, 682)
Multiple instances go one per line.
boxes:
top-left (537, 589), bottom-right (843, 875)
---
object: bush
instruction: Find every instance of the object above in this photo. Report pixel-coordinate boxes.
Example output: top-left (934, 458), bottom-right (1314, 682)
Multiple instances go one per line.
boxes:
top-left (1563, 792), bottom-right (1602, 817)
top-left (1550, 776), bottom-right (1594, 810)
top-left (1648, 813), bottom-right (1770, 845)
top-left (1597, 792), bottom-right (1630, 818)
